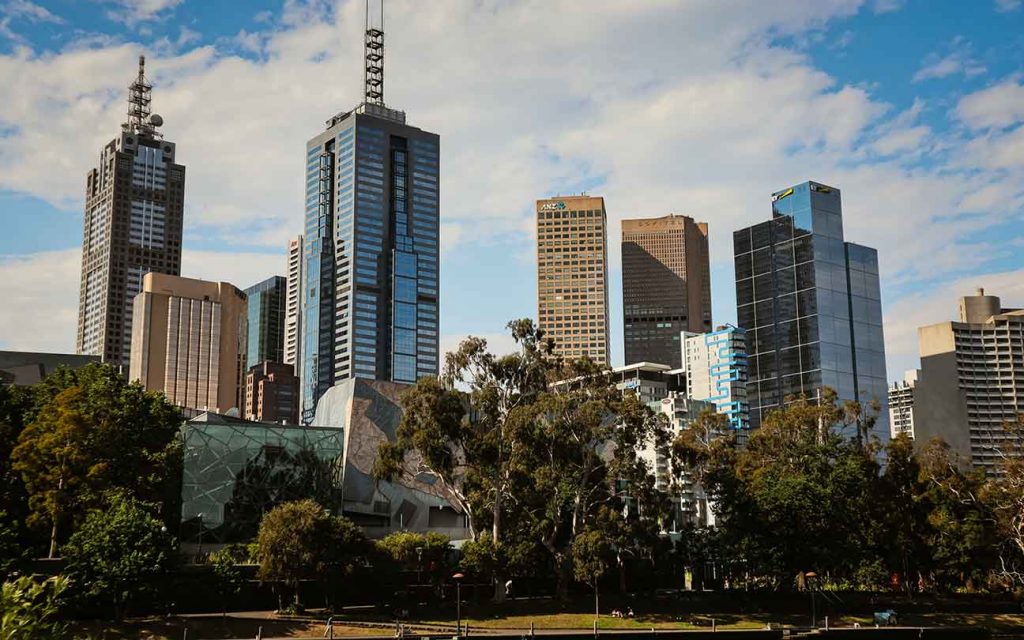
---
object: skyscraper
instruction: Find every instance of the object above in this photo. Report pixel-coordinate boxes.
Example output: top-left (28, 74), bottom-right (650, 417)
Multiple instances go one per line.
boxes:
top-left (284, 235), bottom-right (303, 369)
top-left (733, 181), bottom-right (888, 437)
top-left (681, 326), bottom-right (749, 430)
top-left (910, 289), bottom-right (1024, 470)
top-left (76, 56), bottom-right (185, 368)
top-left (536, 195), bottom-right (610, 365)
top-left (244, 276), bottom-right (286, 370)
top-left (622, 214), bottom-right (711, 367)
top-left (300, 16), bottom-right (439, 422)
top-left (129, 273), bottom-right (247, 414)
top-left (888, 369), bottom-right (919, 440)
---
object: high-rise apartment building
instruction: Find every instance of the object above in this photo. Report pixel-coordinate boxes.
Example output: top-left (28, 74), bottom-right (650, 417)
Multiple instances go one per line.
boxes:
top-left (300, 21), bottom-right (440, 423)
top-left (911, 289), bottom-right (1024, 469)
top-left (284, 236), bottom-right (303, 369)
top-left (681, 326), bottom-right (749, 430)
top-left (888, 369), bottom-right (919, 440)
top-left (76, 57), bottom-right (185, 368)
top-left (245, 361), bottom-right (300, 425)
top-left (733, 181), bottom-right (888, 438)
top-left (244, 276), bottom-right (286, 371)
top-left (129, 273), bottom-right (247, 414)
top-left (622, 215), bottom-right (711, 367)
top-left (536, 195), bottom-right (610, 365)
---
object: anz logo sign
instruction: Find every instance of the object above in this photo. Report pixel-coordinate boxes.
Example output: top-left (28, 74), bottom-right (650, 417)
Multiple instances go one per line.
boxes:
top-left (540, 201), bottom-right (567, 211)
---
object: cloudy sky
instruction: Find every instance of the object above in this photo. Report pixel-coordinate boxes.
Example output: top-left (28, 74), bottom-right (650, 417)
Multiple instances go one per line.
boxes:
top-left (1, 0), bottom-right (1023, 380)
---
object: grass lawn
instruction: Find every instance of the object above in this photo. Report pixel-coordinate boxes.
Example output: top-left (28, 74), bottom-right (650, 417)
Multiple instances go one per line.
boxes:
top-left (70, 615), bottom-right (392, 639)
top-left (68, 610), bottom-right (1024, 638)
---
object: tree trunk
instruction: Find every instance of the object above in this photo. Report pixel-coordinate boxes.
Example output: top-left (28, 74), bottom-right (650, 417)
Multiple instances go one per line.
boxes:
top-left (48, 517), bottom-right (58, 559)
top-left (618, 553), bottom-right (627, 594)
top-left (594, 585), bottom-right (600, 620)
top-left (555, 556), bottom-right (572, 602)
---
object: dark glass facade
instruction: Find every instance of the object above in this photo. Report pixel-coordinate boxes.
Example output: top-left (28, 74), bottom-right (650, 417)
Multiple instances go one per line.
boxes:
top-left (244, 276), bottom-right (286, 371)
top-left (733, 181), bottom-right (888, 438)
top-left (621, 215), bottom-right (711, 368)
top-left (301, 104), bottom-right (440, 423)
top-left (180, 415), bottom-right (344, 544)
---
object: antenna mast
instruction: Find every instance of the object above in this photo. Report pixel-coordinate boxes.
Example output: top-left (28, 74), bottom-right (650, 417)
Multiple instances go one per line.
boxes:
top-left (124, 55), bottom-right (159, 138)
top-left (364, 0), bottom-right (384, 106)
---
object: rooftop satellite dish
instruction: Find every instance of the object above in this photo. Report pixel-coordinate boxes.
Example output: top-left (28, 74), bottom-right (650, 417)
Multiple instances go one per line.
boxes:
top-left (149, 114), bottom-right (163, 127)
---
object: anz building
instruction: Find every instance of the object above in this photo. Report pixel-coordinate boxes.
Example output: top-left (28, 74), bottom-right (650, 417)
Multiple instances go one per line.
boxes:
top-left (733, 181), bottom-right (888, 439)
top-left (300, 102), bottom-right (440, 423)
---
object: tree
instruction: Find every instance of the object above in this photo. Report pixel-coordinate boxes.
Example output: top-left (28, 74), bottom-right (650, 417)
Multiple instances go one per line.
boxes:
top-left (11, 363), bottom-right (182, 555)
top-left (988, 416), bottom-right (1024, 586)
top-left (62, 492), bottom-right (176, 620)
top-left (509, 359), bottom-right (667, 599)
top-left (572, 527), bottom-right (611, 620)
top-left (254, 499), bottom-right (367, 611)
top-left (0, 574), bottom-right (68, 639)
top-left (878, 433), bottom-right (932, 594)
top-left (686, 391), bottom-right (888, 589)
top-left (0, 383), bottom-right (31, 540)
top-left (375, 319), bottom-right (555, 601)
top-left (376, 531), bottom-right (451, 579)
top-left (11, 388), bottom-right (91, 558)
top-left (209, 546), bottom-right (246, 618)
top-left (918, 439), bottom-right (998, 590)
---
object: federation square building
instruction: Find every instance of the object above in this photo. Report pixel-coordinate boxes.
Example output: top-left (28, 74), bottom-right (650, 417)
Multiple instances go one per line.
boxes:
top-left (733, 181), bottom-right (888, 439)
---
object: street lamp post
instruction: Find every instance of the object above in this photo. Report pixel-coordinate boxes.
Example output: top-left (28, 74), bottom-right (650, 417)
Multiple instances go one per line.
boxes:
top-left (416, 546), bottom-right (424, 586)
top-left (452, 572), bottom-right (465, 637)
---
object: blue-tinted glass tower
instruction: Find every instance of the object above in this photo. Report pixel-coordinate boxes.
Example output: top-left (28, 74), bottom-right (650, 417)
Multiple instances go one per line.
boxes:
top-left (299, 19), bottom-right (439, 423)
top-left (733, 181), bottom-right (888, 440)
top-left (244, 276), bottom-right (286, 371)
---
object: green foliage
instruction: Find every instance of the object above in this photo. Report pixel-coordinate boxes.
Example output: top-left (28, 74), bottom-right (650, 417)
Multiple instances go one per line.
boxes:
top-left (254, 499), bottom-right (368, 610)
top-left (209, 547), bottom-right (244, 615)
top-left (0, 574), bottom-right (68, 639)
top-left (571, 527), bottom-right (611, 589)
top-left (0, 513), bottom-right (23, 577)
top-left (62, 492), bottom-right (176, 620)
top-left (11, 363), bottom-right (182, 554)
top-left (376, 530), bottom-right (451, 570)
top-left (685, 393), bottom-right (890, 588)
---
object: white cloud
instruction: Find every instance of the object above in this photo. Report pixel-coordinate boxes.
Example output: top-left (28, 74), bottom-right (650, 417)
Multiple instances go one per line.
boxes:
top-left (104, 0), bottom-right (184, 26)
top-left (0, 249), bottom-right (80, 352)
top-left (995, 0), bottom-right (1022, 12)
top-left (913, 38), bottom-right (986, 83)
top-left (2, 0), bottom-right (62, 23)
top-left (956, 78), bottom-right (1024, 130)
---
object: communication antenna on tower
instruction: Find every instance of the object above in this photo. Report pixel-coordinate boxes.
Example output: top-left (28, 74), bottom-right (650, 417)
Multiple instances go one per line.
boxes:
top-left (364, 0), bottom-right (384, 106)
top-left (124, 55), bottom-right (162, 138)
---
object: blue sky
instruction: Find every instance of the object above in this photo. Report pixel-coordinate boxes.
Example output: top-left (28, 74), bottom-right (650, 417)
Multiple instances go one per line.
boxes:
top-left (1, 0), bottom-right (1023, 382)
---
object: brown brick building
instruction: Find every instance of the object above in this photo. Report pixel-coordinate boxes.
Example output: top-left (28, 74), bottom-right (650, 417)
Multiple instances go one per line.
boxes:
top-left (245, 361), bottom-right (300, 425)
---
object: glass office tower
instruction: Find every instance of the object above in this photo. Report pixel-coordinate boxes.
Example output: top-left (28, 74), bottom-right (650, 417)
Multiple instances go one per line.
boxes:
top-left (244, 275), bottom-right (286, 371)
top-left (733, 181), bottom-right (888, 439)
top-left (301, 103), bottom-right (439, 423)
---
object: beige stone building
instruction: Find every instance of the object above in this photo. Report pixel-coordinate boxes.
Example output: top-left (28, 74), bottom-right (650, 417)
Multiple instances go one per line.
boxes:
top-left (621, 214), bottom-right (711, 367)
top-left (536, 195), bottom-right (610, 365)
top-left (910, 289), bottom-right (1024, 470)
top-left (129, 273), bottom-right (248, 414)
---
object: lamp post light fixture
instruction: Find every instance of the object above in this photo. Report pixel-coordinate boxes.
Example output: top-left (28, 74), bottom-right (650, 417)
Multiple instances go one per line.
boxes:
top-left (452, 572), bottom-right (465, 637)
top-left (416, 546), bottom-right (424, 585)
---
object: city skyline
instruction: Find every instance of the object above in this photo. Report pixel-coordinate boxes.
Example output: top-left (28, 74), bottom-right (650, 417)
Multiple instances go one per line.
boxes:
top-left (2, 1), bottom-right (1024, 383)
